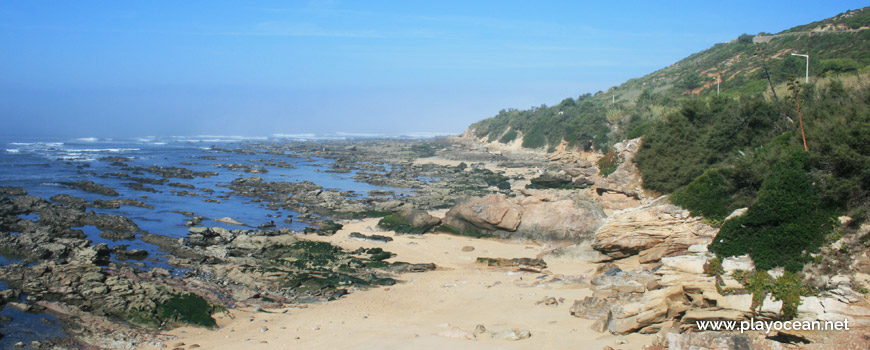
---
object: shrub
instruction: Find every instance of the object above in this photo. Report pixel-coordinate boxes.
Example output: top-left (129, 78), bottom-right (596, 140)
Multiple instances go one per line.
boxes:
top-left (597, 150), bottom-right (620, 177)
top-left (670, 169), bottom-right (737, 221)
top-left (499, 129), bottom-right (518, 143)
top-left (710, 151), bottom-right (836, 271)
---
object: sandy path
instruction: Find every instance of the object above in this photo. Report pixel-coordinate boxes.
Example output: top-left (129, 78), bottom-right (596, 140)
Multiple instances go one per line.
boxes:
top-left (146, 217), bottom-right (652, 350)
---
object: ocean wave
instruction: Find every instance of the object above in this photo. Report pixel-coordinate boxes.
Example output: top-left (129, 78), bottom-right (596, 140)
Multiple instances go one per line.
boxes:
top-left (75, 148), bottom-right (140, 152)
top-left (400, 132), bottom-right (457, 138)
top-left (76, 137), bottom-right (99, 142)
top-left (5, 149), bottom-right (20, 153)
top-left (271, 133), bottom-right (317, 139)
top-left (9, 142), bottom-right (64, 147)
top-left (335, 132), bottom-right (383, 137)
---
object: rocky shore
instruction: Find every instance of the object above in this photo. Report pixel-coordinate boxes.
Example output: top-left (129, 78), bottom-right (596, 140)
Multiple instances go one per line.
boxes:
top-left (1, 136), bottom-right (869, 349)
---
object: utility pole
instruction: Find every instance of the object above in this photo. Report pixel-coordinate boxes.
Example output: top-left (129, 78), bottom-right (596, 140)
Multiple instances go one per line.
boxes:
top-left (791, 53), bottom-right (809, 83)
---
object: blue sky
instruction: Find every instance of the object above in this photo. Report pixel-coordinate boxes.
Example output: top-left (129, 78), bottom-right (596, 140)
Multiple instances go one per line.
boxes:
top-left (0, 1), bottom-right (866, 138)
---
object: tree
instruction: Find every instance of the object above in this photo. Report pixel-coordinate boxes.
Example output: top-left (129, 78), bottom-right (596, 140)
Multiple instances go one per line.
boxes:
top-left (680, 72), bottom-right (703, 92)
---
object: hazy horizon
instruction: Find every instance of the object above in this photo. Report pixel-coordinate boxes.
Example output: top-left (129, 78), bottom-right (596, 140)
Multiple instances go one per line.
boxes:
top-left (1, 1), bottom-right (866, 138)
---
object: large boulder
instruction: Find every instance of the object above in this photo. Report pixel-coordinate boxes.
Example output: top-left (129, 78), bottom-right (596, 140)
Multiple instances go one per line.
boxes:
top-left (444, 191), bottom-right (605, 241)
top-left (592, 203), bottom-right (717, 262)
top-left (444, 194), bottom-right (522, 232)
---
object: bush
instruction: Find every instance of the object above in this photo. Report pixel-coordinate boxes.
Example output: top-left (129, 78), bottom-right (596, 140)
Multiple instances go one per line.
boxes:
top-left (597, 150), bottom-right (620, 177)
top-left (771, 271), bottom-right (812, 320)
top-left (710, 151), bottom-right (836, 271)
top-left (670, 169), bottom-right (737, 221)
top-left (499, 129), bottom-right (518, 143)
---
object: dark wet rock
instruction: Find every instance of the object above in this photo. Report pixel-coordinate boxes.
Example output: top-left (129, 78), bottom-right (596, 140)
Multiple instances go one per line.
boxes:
top-left (113, 245), bottom-right (149, 260)
top-left (172, 211), bottom-right (195, 216)
top-left (60, 180), bottom-right (119, 197)
top-left (168, 182), bottom-right (195, 189)
top-left (90, 213), bottom-right (141, 234)
top-left (94, 198), bottom-right (153, 209)
top-left (377, 208), bottom-right (440, 234)
top-left (215, 163), bottom-right (268, 174)
top-left (140, 165), bottom-right (218, 179)
top-left (50, 194), bottom-right (89, 207)
top-left (124, 182), bottom-right (160, 193)
top-left (302, 220), bottom-right (342, 236)
top-left (0, 186), bottom-right (27, 196)
top-left (476, 257), bottom-right (547, 270)
top-left (98, 156), bottom-right (131, 163)
top-left (381, 262), bottom-right (436, 273)
top-left (184, 216), bottom-right (204, 226)
top-left (127, 176), bottom-right (169, 185)
top-left (186, 226), bottom-right (235, 247)
top-left (349, 232), bottom-right (393, 243)
top-left (526, 172), bottom-right (581, 189)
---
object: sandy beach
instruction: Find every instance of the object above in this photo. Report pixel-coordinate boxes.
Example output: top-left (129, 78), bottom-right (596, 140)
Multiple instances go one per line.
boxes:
top-left (147, 215), bottom-right (653, 350)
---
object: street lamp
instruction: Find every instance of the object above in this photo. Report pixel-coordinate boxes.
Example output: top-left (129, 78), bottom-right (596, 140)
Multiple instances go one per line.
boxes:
top-left (713, 75), bottom-right (719, 96)
top-left (791, 53), bottom-right (809, 83)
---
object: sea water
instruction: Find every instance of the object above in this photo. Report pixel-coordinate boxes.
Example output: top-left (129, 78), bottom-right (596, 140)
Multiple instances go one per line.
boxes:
top-left (0, 135), bottom-right (400, 347)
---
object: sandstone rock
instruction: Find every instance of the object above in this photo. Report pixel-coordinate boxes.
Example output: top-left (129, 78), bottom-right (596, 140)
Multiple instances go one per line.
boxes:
top-left (664, 331), bottom-right (752, 350)
top-left (444, 194), bottom-right (522, 232)
top-left (444, 191), bottom-right (605, 241)
top-left (546, 241), bottom-right (612, 263)
top-left (436, 327), bottom-right (476, 340)
top-left (215, 217), bottom-right (244, 225)
top-left (680, 309), bottom-right (747, 323)
top-left (491, 329), bottom-right (531, 341)
top-left (659, 255), bottom-right (708, 275)
top-left (592, 204), bottom-right (717, 261)
top-left (721, 255), bottom-right (754, 272)
top-left (724, 208), bottom-right (749, 222)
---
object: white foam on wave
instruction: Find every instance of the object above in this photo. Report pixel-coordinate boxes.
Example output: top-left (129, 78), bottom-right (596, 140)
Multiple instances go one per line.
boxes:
top-left (76, 137), bottom-right (98, 142)
top-left (401, 131), bottom-right (456, 138)
top-left (335, 132), bottom-right (382, 137)
top-left (5, 149), bottom-right (20, 153)
top-left (9, 142), bottom-right (64, 147)
top-left (272, 133), bottom-right (317, 139)
top-left (76, 148), bottom-right (140, 152)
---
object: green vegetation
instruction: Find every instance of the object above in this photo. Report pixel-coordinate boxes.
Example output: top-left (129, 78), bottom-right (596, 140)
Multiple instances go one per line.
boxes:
top-left (499, 129), bottom-right (518, 143)
top-left (466, 8), bottom-right (870, 272)
top-left (469, 8), bottom-right (870, 152)
top-left (703, 257), bottom-right (725, 277)
top-left (711, 151), bottom-right (837, 271)
top-left (671, 169), bottom-right (740, 221)
top-left (377, 214), bottom-right (422, 234)
top-left (634, 80), bottom-right (870, 271)
top-left (734, 270), bottom-right (813, 320)
top-left (156, 293), bottom-right (219, 328)
top-left (597, 150), bottom-right (621, 177)
top-left (433, 224), bottom-right (492, 238)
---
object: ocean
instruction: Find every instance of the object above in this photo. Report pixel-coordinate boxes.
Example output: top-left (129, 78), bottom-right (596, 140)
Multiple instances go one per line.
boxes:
top-left (0, 135), bottom-right (405, 347)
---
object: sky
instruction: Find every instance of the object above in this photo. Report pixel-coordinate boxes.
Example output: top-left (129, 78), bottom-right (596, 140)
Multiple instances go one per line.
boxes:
top-left (0, 1), bottom-right (866, 139)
